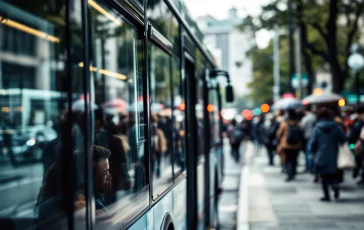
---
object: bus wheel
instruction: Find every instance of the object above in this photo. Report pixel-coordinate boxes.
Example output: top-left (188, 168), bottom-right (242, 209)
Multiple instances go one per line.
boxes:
top-left (161, 213), bottom-right (174, 230)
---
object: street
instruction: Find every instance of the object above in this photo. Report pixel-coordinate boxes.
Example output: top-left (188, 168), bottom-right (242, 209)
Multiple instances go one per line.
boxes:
top-left (0, 162), bottom-right (43, 218)
top-left (238, 146), bottom-right (364, 230)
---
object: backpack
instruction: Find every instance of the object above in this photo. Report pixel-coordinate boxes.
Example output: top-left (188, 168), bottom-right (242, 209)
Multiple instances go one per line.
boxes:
top-left (230, 127), bottom-right (243, 145)
top-left (286, 122), bottom-right (304, 145)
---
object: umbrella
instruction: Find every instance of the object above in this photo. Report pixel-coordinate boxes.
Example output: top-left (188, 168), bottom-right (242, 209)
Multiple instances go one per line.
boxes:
top-left (151, 103), bottom-right (164, 112)
top-left (102, 98), bottom-right (128, 111)
top-left (302, 92), bottom-right (343, 105)
top-left (68, 99), bottom-right (98, 111)
top-left (272, 98), bottom-right (302, 110)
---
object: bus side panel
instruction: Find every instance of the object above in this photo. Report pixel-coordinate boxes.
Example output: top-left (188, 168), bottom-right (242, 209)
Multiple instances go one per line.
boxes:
top-left (172, 179), bottom-right (187, 229)
top-left (128, 211), bottom-right (153, 230)
top-left (153, 191), bottom-right (173, 229)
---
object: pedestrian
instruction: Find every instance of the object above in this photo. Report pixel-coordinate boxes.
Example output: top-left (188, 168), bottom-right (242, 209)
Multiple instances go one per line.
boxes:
top-left (274, 110), bottom-right (285, 172)
top-left (263, 114), bottom-right (277, 166)
top-left (307, 107), bottom-right (346, 202)
top-left (276, 109), bottom-right (303, 181)
top-left (300, 107), bottom-right (316, 173)
top-left (151, 114), bottom-right (167, 178)
top-left (227, 119), bottom-right (243, 162)
top-left (348, 105), bottom-right (364, 185)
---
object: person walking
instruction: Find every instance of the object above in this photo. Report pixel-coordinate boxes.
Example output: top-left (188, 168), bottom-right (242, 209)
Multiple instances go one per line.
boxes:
top-left (308, 107), bottom-right (346, 202)
top-left (263, 114), bottom-right (277, 166)
top-left (300, 107), bottom-right (316, 173)
top-left (348, 105), bottom-right (364, 185)
top-left (274, 111), bottom-right (285, 172)
top-left (276, 110), bottom-right (303, 181)
top-left (227, 119), bottom-right (243, 162)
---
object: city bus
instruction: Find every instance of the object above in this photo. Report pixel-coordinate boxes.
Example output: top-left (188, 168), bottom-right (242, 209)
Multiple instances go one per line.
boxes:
top-left (0, 0), bottom-right (234, 229)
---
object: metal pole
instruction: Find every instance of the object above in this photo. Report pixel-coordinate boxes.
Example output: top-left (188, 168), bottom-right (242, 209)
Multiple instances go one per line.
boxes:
top-left (295, 27), bottom-right (302, 99)
top-left (356, 71), bottom-right (360, 104)
top-left (273, 28), bottom-right (280, 101)
top-left (289, 0), bottom-right (295, 92)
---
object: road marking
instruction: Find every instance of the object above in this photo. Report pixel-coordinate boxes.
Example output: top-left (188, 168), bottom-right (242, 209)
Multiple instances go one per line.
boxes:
top-left (0, 177), bottom-right (42, 191)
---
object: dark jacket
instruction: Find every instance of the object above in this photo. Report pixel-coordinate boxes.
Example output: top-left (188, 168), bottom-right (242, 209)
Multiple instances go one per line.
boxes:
top-left (308, 119), bottom-right (347, 174)
top-left (348, 119), bottom-right (364, 143)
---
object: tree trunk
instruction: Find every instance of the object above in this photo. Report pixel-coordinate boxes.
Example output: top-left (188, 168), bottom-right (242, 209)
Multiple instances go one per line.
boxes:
top-left (330, 62), bottom-right (345, 93)
top-left (302, 49), bottom-right (315, 93)
top-left (326, 0), bottom-right (344, 93)
top-left (296, 0), bottom-right (314, 94)
top-left (298, 22), bottom-right (314, 93)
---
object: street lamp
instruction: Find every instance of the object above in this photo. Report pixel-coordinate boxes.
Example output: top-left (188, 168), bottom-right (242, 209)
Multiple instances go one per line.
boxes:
top-left (348, 44), bottom-right (364, 104)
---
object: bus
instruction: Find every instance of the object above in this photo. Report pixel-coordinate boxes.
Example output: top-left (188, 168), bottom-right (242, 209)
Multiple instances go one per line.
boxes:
top-left (0, 0), bottom-right (234, 229)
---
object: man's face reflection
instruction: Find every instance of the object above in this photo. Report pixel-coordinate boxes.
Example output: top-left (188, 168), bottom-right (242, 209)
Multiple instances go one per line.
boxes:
top-left (94, 159), bottom-right (111, 193)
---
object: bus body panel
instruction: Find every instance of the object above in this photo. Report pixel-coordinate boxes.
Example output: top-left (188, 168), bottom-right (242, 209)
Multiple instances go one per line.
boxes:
top-left (130, 179), bottom-right (187, 229)
top-left (172, 179), bottom-right (187, 229)
top-left (128, 210), bottom-right (153, 230)
top-left (152, 190), bottom-right (173, 229)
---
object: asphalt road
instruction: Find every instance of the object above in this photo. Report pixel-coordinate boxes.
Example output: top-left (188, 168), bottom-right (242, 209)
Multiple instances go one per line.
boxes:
top-left (0, 162), bottom-right (43, 217)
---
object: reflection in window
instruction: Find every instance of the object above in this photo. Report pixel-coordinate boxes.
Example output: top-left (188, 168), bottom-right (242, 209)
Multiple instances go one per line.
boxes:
top-left (208, 90), bottom-right (220, 148)
top-left (0, 0), bottom-right (85, 228)
top-left (172, 58), bottom-right (185, 174)
top-left (89, 1), bottom-right (148, 227)
top-left (150, 44), bottom-right (173, 198)
top-left (147, 0), bottom-right (180, 55)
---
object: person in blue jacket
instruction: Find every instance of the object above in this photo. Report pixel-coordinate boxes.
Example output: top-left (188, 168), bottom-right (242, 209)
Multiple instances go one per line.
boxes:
top-left (308, 107), bottom-right (347, 202)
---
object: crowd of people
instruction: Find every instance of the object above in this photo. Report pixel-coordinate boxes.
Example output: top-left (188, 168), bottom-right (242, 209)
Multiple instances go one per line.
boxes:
top-left (227, 105), bottom-right (364, 202)
top-left (33, 107), bottom-right (186, 222)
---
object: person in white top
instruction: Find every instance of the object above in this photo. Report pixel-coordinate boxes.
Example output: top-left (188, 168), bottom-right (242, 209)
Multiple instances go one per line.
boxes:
top-left (300, 107), bottom-right (316, 172)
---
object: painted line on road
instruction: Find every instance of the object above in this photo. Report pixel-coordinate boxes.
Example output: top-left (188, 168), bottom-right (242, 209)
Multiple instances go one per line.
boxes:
top-left (0, 177), bottom-right (42, 191)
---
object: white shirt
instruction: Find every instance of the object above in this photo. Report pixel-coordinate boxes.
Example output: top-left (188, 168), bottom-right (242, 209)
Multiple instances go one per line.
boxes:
top-left (300, 112), bottom-right (316, 139)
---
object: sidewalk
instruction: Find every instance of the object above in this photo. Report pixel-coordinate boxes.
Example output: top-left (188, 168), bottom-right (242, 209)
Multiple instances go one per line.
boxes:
top-left (238, 146), bottom-right (364, 230)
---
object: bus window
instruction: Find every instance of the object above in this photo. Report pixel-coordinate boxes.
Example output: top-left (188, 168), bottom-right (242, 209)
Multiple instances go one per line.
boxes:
top-left (208, 90), bottom-right (220, 147)
top-left (147, 0), bottom-right (180, 56)
top-left (89, 0), bottom-right (148, 227)
top-left (172, 57), bottom-right (185, 175)
top-left (0, 0), bottom-right (86, 228)
top-left (150, 44), bottom-right (173, 198)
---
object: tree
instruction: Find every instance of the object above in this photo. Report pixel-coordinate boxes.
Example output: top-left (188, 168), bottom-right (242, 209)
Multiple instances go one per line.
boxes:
top-left (240, 0), bottom-right (364, 93)
top-left (246, 35), bottom-right (292, 104)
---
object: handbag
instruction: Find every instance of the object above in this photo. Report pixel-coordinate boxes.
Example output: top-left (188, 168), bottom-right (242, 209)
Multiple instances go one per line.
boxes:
top-left (353, 139), bottom-right (364, 157)
top-left (337, 142), bottom-right (355, 169)
top-left (353, 127), bottom-right (364, 157)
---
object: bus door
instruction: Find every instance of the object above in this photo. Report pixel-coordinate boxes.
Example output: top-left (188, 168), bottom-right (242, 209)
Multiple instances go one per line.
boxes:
top-left (184, 52), bottom-right (200, 229)
top-left (202, 69), bottom-right (221, 228)
top-left (204, 69), bottom-right (234, 228)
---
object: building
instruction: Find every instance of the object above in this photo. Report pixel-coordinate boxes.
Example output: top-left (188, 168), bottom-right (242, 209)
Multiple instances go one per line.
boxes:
top-left (197, 8), bottom-right (254, 96)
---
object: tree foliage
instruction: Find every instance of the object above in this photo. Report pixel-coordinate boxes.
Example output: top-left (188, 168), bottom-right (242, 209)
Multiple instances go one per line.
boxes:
top-left (240, 0), bottom-right (364, 93)
top-left (247, 35), bottom-right (292, 104)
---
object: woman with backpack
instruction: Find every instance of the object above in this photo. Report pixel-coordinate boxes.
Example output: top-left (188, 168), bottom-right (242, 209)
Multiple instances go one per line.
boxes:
top-left (308, 107), bottom-right (347, 201)
top-left (276, 110), bottom-right (303, 182)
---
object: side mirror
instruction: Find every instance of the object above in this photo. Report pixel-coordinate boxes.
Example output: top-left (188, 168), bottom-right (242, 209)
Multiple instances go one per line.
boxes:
top-left (226, 85), bottom-right (234, 102)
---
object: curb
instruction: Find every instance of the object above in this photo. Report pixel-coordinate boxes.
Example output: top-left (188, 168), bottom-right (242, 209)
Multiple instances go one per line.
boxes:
top-left (237, 165), bottom-right (249, 230)
top-left (237, 141), bottom-right (256, 230)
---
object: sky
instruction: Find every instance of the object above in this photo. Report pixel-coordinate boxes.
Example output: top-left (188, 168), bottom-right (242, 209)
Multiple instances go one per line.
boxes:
top-left (184, 0), bottom-right (272, 48)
